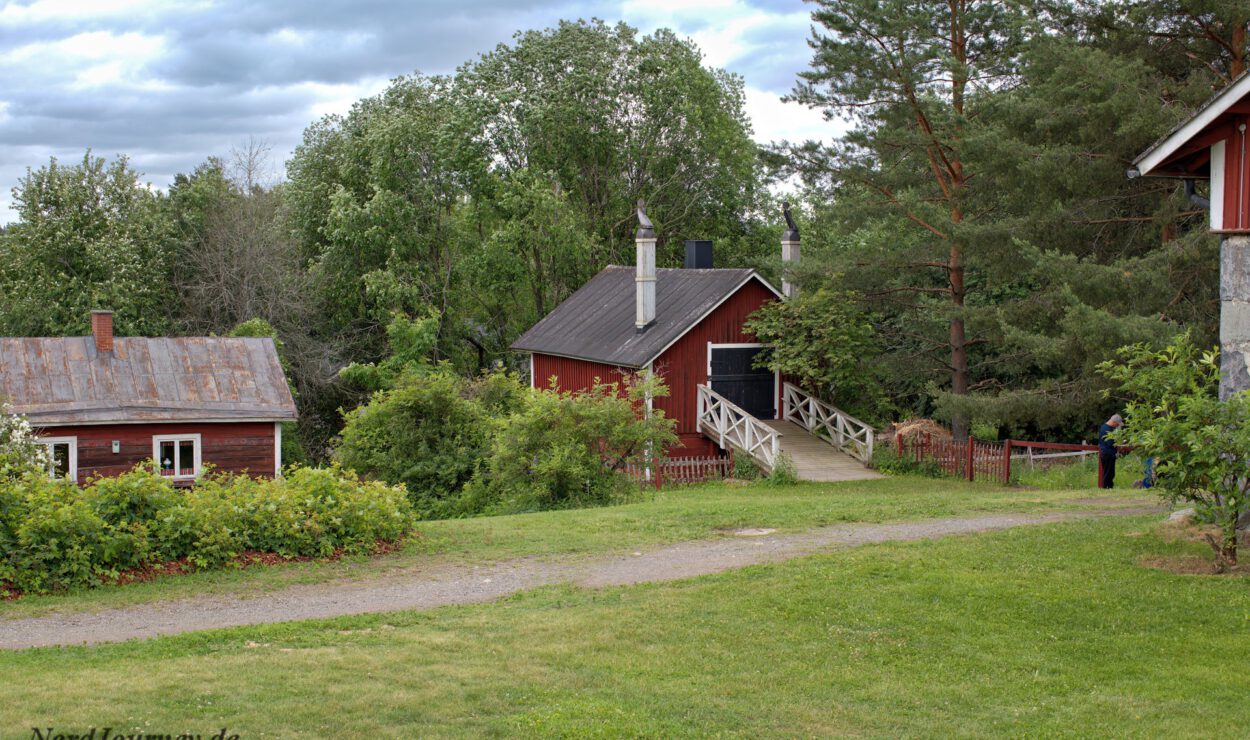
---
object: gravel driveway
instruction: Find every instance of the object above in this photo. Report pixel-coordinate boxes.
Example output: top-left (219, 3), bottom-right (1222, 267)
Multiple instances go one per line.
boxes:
top-left (0, 505), bottom-right (1156, 650)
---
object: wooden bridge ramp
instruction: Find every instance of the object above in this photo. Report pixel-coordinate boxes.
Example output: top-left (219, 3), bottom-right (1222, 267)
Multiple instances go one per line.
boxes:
top-left (761, 420), bottom-right (883, 482)
top-left (696, 382), bottom-right (882, 483)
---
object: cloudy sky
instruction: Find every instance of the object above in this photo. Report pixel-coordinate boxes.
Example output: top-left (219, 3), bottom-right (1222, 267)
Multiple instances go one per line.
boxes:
top-left (0, 0), bottom-right (834, 222)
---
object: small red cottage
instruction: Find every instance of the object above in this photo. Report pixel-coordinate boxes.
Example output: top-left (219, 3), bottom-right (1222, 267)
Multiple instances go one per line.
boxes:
top-left (0, 311), bottom-right (297, 483)
top-left (511, 204), bottom-right (798, 458)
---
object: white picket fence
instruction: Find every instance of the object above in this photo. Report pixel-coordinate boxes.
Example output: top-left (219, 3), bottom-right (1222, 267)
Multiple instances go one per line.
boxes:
top-left (782, 383), bottom-right (874, 462)
top-left (696, 384), bottom-right (780, 472)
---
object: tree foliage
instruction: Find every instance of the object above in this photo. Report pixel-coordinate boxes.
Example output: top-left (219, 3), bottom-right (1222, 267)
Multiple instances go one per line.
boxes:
top-left (455, 20), bottom-right (762, 267)
top-left (778, 0), bottom-right (1236, 440)
top-left (1099, 334), bottom-right (1250, 570)
top-left (745, 289), bottom-right (886, 421)
top-left (788, 0), bottom-right (1029, 438)
top-left (0, 153), bottom-right (174, 337)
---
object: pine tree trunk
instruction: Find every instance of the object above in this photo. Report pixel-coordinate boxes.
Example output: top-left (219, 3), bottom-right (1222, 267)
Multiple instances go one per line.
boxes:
top-left (947, 0), bottom-right (970, 442)
top-left (949, 240), bottom-right (969, 441)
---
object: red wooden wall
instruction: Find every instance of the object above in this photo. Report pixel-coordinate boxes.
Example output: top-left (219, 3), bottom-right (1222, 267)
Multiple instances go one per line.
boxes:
top-left (653, 278), bottom-right (780, 457)
top-left (530, 276), bottom-right (780, 459)
top-left (37, 422), bottom-right (277, 484)
top-left (532, 355), bottom-right (630, 394)
top-left (1219, 116), bottom-right (1250, 232)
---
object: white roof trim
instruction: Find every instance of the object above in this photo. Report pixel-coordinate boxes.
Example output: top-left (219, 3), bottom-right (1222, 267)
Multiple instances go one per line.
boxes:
top-left (1135, 72), bottom-right (1250, 176)
top-left (643, 271), bottom-right (782, 366)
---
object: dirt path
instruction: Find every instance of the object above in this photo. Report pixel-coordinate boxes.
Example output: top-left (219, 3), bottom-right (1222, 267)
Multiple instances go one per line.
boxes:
top-left (0, 505), bottom-right (1157, 650)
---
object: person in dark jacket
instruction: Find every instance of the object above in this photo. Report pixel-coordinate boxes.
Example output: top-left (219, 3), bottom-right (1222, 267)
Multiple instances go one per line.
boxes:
top-left (1097, 414), bottom-right (1123, 489)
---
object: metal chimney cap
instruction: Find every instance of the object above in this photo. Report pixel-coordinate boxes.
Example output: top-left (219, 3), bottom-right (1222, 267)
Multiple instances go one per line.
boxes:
top-left (782, 201), bottom-right (800, 241)
top-left (636, 199), bottom-right (656, 239)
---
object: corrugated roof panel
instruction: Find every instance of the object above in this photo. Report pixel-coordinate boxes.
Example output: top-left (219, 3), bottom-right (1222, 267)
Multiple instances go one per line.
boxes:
top-left (0, 335), bottom-right (297, 425)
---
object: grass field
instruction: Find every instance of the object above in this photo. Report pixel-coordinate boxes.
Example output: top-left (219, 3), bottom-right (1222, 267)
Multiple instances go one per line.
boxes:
top-left (1, 509), bottom-right (1243, 738)
top-left (0, 477), bottom-right (1138, 620)
top-left (1015, 452), bottom-right (1150, 490)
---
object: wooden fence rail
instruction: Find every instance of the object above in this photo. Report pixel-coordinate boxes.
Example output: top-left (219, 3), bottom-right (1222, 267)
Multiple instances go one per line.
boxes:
top-left (781, 383), bottom-right (874, 462)
top-left (696, 384), bottom-right (780, 472)
top-left (621, 456), bottom-right (734, 489)
top-left (895, 434), bottom-right (1105, 486)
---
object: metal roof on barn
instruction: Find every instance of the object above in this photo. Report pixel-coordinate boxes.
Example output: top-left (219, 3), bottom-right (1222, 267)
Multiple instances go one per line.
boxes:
top-left (0, 336), bottom-right (298, 425)
top-left (511, 266), bottom-right (780, 368)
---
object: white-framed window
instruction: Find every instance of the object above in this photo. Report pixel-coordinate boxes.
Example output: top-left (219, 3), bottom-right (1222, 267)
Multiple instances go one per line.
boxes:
top-left (40, 436), bottom-right (77, 481)
top-left (153, 434), bottom-right (202, 479)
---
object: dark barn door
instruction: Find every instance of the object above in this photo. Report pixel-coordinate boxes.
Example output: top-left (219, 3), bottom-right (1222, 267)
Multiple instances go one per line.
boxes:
top-left (709, 346), bottom-right (775, 420)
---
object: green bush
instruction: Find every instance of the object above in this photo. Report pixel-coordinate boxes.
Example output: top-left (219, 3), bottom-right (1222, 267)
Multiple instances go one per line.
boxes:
top-left (462, 374), bottom-right (678, 515)
top-left (0, 464), bottom-right (414, 594)
top-left (767, 453), bottom-right (799, 485)
top-left (872, 446), bottom-right (942, 478)
top-left (731, 452), bottom-right (760, 480)
top-left (335, 371), bottom-right (526, 516)
top-left (4, 476), bottom-right (109, 593)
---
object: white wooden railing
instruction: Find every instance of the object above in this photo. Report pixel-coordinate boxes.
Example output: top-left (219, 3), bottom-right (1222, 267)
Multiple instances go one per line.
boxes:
top-left (696, 384), bottom-right (781, 472)
top-left (782, 383), bottom-right (874, 463)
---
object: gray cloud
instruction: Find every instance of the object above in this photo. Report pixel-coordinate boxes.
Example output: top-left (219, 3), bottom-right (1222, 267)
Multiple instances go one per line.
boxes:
top-left (0, 0), bottom-right (814, 221)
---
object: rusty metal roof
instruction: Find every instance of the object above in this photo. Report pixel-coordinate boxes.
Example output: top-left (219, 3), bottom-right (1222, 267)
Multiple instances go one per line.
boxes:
top-left (511, 266), bottom-right (780, 368)
top-left (0, 336), bottom-right (298, 425)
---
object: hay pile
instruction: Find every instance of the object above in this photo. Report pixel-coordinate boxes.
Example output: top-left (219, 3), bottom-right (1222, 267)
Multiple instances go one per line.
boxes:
top-left (887, 418), bottom-right (952, 443)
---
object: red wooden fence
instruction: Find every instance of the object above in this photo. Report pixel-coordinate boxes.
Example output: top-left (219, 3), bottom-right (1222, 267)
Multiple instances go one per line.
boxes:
top-left (896, 434), bottom-right (1105, 485)
top-left (621, 457), bottom-right (734, 489)
top-left (897, 433), bottom-right (1010, 483)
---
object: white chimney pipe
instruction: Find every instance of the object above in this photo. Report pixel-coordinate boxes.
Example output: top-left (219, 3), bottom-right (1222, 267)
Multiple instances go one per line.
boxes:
top-left (781, 201), bottom-right (800, 299)
top-left (636, 200), bottom-right (656, 332)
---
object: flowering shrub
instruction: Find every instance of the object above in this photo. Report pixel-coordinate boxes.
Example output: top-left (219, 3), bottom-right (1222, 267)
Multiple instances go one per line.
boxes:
top-left (0, 464), bottom-right (414, 594)
top-left (0, 404), bottom-right (49, 480)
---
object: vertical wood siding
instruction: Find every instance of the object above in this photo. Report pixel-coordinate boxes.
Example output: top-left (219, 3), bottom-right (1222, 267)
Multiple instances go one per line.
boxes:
top-left (37, 422), bottom-right (277, 484)
top-left (531, 355), bottom-right (632, 393)
top-left (1223, 116), bottom-right (1250, 231)
top-left (652, 277), bottom-right (780, 440)
top-left (531, 276), bottom-right (780, 459)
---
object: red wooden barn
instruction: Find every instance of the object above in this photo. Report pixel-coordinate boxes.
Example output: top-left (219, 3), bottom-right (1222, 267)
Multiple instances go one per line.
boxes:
top-left (0, 311), bottom-right (297, 484)
top-left (511, 205), bottom-right (796, 459)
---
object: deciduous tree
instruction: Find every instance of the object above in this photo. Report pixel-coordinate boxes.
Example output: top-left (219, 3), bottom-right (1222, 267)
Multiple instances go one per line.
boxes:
top-left (1099, 334), bottom-right (1250, 570)
top-left (0, 153), bottom-right (174, 336)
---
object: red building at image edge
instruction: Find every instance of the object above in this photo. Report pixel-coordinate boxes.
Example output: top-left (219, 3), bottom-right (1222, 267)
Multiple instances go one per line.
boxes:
top-left (0, 310), bottom-right (297, 484)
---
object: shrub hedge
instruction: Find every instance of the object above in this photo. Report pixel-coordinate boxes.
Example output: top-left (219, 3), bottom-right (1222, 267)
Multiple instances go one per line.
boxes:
top-left (0, 464), bottom-right (413, 594)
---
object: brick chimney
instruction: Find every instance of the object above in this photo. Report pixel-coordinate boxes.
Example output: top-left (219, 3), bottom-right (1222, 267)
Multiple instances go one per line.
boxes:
top-left (90, 310), bottom-right (114, 354)
top-left (781, 202), bottom-right (801, 299)
top-left (635, 200), bottom-right (656, 332)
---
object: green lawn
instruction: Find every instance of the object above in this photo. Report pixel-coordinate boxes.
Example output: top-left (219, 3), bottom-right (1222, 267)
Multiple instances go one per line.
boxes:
top-left (1015, 452), bottom-right (1150, 490)
top-left (0, 477), bottom-right (1139, 620)
top-left (1, 512), bottom-right (1243, 737)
